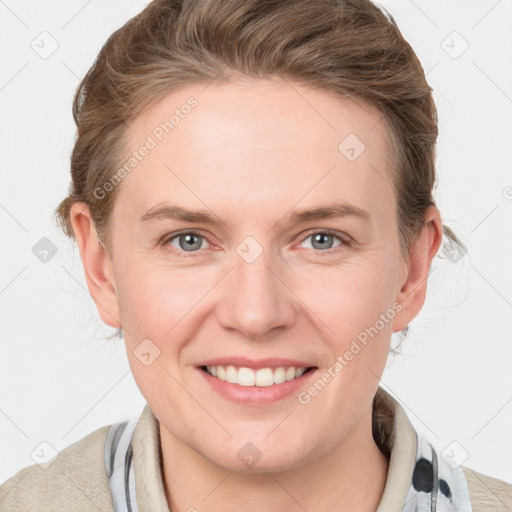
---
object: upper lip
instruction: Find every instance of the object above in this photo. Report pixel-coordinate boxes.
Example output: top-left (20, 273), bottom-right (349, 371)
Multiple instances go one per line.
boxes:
top-left (197, 356), bottom-right (317, 370)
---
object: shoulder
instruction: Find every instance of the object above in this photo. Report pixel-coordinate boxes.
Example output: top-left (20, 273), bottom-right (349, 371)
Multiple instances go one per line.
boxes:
top-left (0, 423), bottom-right (114, 512)
top-left (462, 465), bottom-right (512, 511)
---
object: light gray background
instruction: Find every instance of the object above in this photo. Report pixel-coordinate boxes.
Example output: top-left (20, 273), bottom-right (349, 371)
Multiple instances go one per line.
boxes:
top-left (1, 0), bottom-right (511, 486)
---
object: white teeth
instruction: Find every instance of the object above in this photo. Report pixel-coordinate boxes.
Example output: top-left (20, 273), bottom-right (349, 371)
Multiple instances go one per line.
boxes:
top-left (255, 368), bottom-right (274, 387)
top-left (217, 366), bottom-right (226, 381)
top-left (273, 366), bottom-right (286, 384)
top-left (238, 367), bottom-right (255, 386)
top-left (205, 365), bottom-right (310, 386)
top-left (226, 365), bottom-right (238, 384)
top-left (285, 367), bottom-right (296, 381)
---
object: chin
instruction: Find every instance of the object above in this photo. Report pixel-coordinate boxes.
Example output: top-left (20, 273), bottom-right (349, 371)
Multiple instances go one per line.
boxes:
top-left (200, 437), bottom-right (311, 474)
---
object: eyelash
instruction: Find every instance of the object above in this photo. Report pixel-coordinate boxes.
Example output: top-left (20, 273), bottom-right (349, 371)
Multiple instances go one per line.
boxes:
top-left (159, 229), bottom-right (351, 258)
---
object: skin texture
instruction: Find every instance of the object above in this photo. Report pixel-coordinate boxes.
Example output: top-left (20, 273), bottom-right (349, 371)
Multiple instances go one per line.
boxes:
top-left (70, 78), bottom-right (442, 511)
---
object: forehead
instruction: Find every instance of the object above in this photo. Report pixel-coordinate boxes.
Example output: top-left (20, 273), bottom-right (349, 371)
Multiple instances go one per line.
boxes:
top-left (116, 79), bottom-right (396, 227)
top-left (130, 78), bottom-right (391, 152)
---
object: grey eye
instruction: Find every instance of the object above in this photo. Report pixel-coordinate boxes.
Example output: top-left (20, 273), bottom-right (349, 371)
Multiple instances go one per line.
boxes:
top-left (304, 232), bottom-right (342, 251)
top-left (172, 233), bottom-right (205, 252)
top-left (311, 233), bottom-right (333, 250)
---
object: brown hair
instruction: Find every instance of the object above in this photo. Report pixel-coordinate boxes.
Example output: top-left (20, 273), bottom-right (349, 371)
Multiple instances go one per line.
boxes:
top-left (54, 0), bottom-right (465, 292)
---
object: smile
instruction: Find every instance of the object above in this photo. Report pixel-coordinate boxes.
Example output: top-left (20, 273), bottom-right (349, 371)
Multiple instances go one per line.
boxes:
top-left (201, 365), bottom-right (315, 387)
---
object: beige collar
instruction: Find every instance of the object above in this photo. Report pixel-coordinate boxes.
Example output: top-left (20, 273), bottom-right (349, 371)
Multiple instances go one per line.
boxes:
top-left (131, 386), bottom-right (418, 511)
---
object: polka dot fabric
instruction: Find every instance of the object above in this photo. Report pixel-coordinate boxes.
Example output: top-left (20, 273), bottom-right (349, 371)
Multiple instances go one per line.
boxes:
top-left (403, 433), bottom-right (473, 511)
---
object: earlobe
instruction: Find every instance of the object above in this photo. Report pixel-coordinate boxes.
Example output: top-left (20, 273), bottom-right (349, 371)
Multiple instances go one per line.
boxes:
top-left (69, 202), bottom-right (122, 329)
top-left (391, 206), bottom-right (443, 333)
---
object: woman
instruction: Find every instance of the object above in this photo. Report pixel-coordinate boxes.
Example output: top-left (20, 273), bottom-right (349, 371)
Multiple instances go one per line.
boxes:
top-left (1, 0), bottom-right (510, 510)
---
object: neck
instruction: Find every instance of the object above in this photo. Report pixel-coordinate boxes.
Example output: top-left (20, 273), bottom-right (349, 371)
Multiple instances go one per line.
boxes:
top-left (159, 403), bottom-right (389, 512)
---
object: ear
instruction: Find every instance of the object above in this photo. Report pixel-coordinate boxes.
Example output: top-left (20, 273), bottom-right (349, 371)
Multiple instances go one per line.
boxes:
top-left (69, 202), bottom-right (122, 329)
top-left (392, 205), bottom-right (443, 332)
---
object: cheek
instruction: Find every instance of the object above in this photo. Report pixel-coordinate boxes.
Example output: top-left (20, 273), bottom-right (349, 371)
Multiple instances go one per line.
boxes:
top-left (294, 256), bottom-right (399, 343)
top-left (114, 267), bottom-right (194, 408)
top-left (114, 263), bottom-right (219, 387)
top-left (296, 262), bottom-right (397, 420)
top-left (115, 261), bottom-right (205, 338)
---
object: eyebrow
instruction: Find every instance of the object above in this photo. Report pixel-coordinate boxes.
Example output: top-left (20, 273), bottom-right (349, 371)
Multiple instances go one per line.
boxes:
top-left (140, 201), bottom-right (371, 228)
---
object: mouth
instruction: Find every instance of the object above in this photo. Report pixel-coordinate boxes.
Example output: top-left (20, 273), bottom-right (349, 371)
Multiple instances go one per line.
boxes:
top-left (200, 364), bottom-right (317, 387)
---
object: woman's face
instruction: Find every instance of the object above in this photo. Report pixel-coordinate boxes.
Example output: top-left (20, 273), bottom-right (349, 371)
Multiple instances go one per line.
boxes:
top-left (92, 79), bottom-right (422, 471)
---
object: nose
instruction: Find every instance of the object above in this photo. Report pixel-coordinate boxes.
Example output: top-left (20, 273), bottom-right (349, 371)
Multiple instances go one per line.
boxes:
top-left (216, 247), bottom-right (297, 340)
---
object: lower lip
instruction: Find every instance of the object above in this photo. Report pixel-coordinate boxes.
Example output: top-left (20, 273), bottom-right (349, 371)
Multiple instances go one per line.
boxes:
top-left (197, 367), bottom-right (317, 404)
